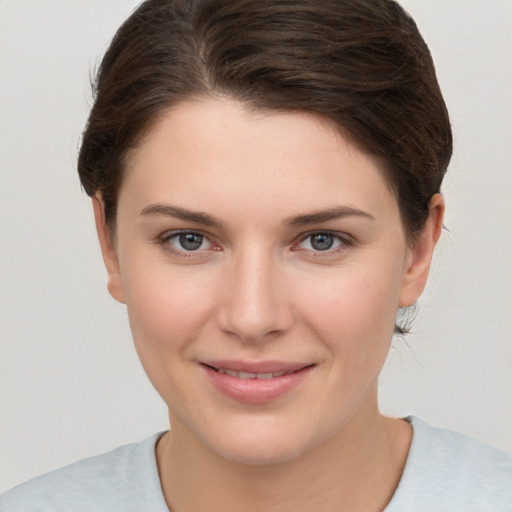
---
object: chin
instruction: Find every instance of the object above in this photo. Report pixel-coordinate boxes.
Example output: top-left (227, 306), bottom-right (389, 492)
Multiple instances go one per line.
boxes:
top-left (195, 416), bottom-right (326, 466)
top-left (210, 436), bottom-right (308, 466)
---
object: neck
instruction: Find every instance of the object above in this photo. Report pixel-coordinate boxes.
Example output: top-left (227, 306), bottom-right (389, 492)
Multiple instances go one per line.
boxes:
top-left (156, 402), bottom-right (411, 512)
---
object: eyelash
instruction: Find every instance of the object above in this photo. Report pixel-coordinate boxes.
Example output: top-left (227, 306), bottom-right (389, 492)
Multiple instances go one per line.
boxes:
top-left (293, 231), bottom-right (353, 255)
top-left (157, 230), bottom-right (218, 257)
top-left (156, 230), bottom-right (353, 257)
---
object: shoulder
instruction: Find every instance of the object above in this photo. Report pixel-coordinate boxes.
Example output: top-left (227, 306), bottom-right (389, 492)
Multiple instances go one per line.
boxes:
top-left (0, 433), bottom-right (168, 512)
top-left (387, 417), bottom-right (512, 511)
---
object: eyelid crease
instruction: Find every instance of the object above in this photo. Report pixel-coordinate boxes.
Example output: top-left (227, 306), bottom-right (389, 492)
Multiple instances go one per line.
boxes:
top-left (291, 230), bottom-right (355, 254)
top-left (158, 229), bottom-right (206, 241)
top-left (296, 229), bottom-right (354, 242)
top-left (154, 228), bottom-right (354, 259)
top-left (155, 229), bottom-right (219, 256)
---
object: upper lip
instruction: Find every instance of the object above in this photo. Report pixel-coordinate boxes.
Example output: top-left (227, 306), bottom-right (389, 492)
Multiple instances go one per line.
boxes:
top-left (201, 360), bottom-right (314, 374)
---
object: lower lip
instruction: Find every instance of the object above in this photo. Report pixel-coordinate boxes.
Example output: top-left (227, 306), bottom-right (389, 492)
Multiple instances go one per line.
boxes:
top-left (202, 365), bottom-right (313, 404)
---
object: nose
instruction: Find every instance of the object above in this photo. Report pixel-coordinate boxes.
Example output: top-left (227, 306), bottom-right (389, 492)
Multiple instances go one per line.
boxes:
top-left (216, 250), bottom-right (294, 343)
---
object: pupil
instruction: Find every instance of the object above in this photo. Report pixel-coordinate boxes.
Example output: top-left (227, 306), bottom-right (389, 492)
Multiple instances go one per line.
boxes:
top-left (311, 234), bottom-right (333, 251)
top-left (179, 233), bottom-right (203, 250)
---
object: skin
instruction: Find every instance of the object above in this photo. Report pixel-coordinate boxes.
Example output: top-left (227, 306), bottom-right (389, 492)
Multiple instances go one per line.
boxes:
top-left (94, 97), bottom-right (444, 511)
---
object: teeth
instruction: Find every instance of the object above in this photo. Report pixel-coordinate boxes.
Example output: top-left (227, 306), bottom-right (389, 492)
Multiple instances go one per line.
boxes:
top-left (216, 368), bottom-right (290, 379)
top-left (239, 371), bottom-right (256, 380)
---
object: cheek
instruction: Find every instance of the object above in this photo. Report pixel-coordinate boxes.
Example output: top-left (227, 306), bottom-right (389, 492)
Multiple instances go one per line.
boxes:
top-left (121, 264), bottom-right (216, 377)
top-left (296, 265), bottom-right (402, 358)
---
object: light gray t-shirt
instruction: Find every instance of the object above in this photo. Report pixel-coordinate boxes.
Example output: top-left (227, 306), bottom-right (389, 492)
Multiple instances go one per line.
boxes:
top-left (1, 417), bottom-right (511, 511)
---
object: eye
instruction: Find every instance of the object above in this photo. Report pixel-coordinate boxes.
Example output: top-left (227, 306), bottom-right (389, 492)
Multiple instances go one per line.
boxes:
top-left (175, 232), bottom-right (207, 251)
top-left (296, 232), bottom-right (347, 252)
top-left (159, 231), bottom-right (215, 254)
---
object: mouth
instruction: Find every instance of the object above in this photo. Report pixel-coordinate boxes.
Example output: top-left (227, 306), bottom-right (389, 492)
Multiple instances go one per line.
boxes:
top-left (200, 362), bottom-right (315, 404)
top-left (204, 365), bottom-right (300, 380)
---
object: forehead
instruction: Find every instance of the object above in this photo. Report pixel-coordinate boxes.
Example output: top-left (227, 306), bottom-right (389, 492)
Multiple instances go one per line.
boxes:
top-left (120, 97), bottom-right (399, 225)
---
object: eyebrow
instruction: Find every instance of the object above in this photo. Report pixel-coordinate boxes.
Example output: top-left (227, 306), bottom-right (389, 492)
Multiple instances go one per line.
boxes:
top-left (140, 203), bottom-right (374, 228)
top-left (284, 206), bottom-right (375, 226)
top-left (139, 203), bottom-right (226, 228)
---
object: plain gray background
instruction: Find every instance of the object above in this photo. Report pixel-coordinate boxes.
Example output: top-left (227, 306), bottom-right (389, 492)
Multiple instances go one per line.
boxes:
top-left (1, 0), bottom-right (511, 492)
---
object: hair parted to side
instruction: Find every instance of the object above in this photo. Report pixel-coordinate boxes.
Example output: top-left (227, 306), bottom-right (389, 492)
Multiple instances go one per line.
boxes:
top-left (78, 0), bottom-right (452, 237)
top-left (77, 0), bottom-right (452, 333)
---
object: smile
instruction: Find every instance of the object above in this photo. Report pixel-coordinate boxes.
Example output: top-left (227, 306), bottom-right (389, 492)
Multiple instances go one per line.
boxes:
top-left (201, 362), bottom-right (315, 404)
top-left (213, 368), bottom-right (291, 380)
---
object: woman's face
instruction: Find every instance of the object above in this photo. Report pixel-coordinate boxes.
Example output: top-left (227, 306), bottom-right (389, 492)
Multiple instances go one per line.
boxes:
top-left (96, 98), bottom-right (438, 464)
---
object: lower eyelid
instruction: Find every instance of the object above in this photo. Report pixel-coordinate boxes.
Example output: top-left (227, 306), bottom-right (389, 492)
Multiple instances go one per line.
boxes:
top-left (156, 230), bottom-right (352, 255)
top-left (159, 231), bottom-right (200, 246)
top-left (158, 231), bottom-right (224, 256)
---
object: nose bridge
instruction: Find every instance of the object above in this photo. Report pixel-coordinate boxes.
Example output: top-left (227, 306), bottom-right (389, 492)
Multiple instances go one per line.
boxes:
top-left (217, 244), bottom-right (292, 342)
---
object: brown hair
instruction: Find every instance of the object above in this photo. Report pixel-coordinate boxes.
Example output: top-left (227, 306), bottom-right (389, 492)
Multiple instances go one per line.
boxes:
top-left (78, 0), bottom-right (452, 240)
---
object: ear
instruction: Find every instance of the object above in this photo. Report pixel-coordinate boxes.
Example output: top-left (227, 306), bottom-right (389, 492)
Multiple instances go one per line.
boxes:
top-left (399, 194), bottom-right (445, 307)
top-left (92, 196), bottom-right (126, 304)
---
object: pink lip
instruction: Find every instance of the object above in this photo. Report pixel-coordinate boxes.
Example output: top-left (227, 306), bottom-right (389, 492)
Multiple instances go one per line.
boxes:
top-left (201, 360), bottom-right (315, 404)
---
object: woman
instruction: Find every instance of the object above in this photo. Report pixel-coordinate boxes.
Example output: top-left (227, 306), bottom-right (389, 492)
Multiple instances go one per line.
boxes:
top-left (1, 0), bottom-right (511, 510)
